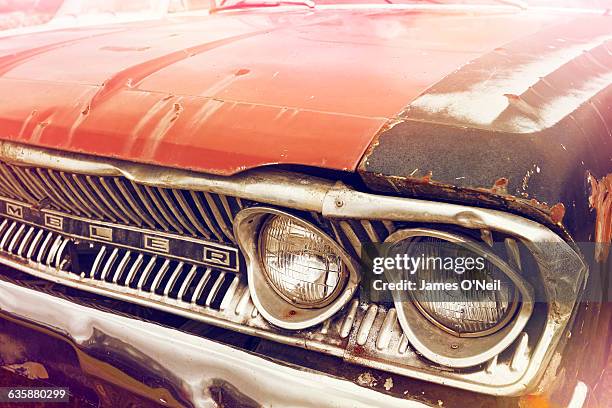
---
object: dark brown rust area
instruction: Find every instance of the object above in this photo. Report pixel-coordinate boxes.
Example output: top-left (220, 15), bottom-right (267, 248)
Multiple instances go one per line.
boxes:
top-left (359, 87), bottom-right (610, 239)
top-left (588, 172), bottom-right (612, 262)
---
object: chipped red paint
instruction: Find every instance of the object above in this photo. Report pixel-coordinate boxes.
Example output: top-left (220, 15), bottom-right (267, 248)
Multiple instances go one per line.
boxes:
top-left (0, 8), bottom-right (578, 175)
top-left (588, 173), bottom-right (612, 263)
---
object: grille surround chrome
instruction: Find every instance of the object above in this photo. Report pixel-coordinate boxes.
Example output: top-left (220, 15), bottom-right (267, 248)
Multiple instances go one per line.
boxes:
top-left (234, 207), bottom-right (361, 330)
top-left (383, 228), bottom-right (534, 368)
top-left (0, 140), bottom-right (587, 397)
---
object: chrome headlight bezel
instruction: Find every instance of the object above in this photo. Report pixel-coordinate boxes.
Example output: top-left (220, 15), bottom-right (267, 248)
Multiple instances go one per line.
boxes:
top-left (384, 228), bottom-right (534, 368)
top-left (234, 207), bottom-right (360, 330)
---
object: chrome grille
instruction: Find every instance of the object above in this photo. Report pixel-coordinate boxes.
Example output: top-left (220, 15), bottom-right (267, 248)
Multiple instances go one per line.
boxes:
top-left (0, 217), bottom-right (236, 311)
top-left (0, 161), bottom-right (243, 243)
top-left (0, 201), bottom-right (544, 397)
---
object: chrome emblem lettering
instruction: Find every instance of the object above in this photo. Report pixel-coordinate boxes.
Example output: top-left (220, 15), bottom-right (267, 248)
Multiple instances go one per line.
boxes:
top-left (6, 203), bottom-right (23, 219)
top-left (44, 214), bottom-right (64, 230)
top-left (144, 235), bottom-right (170, 253)
top-left (203, 247), bottom-right (232, 267)
top-left (90, 225), bottom-right (113, 241)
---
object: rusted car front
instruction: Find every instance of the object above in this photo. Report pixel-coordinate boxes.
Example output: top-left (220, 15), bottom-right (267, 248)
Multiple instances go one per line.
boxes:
top-left (0, 1), bottom-right (610, 407)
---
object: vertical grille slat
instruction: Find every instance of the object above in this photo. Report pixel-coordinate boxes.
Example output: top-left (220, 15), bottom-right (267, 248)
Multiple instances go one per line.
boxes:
top-left (130, 181), bottom-right (171, 232)
top-left (191, 268), bottom-right (212, 304)
top-left (35, 169), bottom-right (74, 213)
top-left (72, 174), bottom-right (117, 222)
top-left (137, 256), bottom-right (158, 290)
top-left (0, 221), bottom-right (17, 251)
top-left (150, 259), bottom-right (171, 294)
top-left (203, 192), bottom-right (235, 242)
top-left (99, 178), bottom-right (143, 226)
top-left (47, 169), bottom-right (89, 216)
top-left (143, 185), bottom-right (185, 234)
top-left (10, 167), bottom-right (46, 202)
top-left (54, 238), bottom-right (71, 270)
top-left (0, 166), bottom-right (37, 203)
top-left (157, 188), bottom-right (198, 236)
top-left (17, 226), bottom-right (35, 257)
top-left (190, 191), bottom-right (224, 241)
top-left (23, 168), bottom-right (56, 206)
top-left (205, 271), bottom-right (226, 307)
top-left (86, 176), bottom-right (130, 224)
top-left (26, 229), bottom-right (44, 261)
top-left (0, 169), bottom-right (19, 200)
top-left (60, 172), bottom-right (99, 219)
top-left (45, 235), bottom-right (63, 266)
top-left (90, 246), bottom-right (107, 278)
top-left (112, 250), bottom-right (132, 283)
top-left (178, 265), bottom-right (198, 301)
top-left (100, 248), bottom-right (119, 282)
top-left (171, 189), bottom-right (211, 239)
top-left (114, 179), bottom-right (157, 230)
top-left (164, 262), bottom-right (184, 296)
top-left (7, 224), bottom-right (25, 253)
top-left (35, 232), bottom-right (54, 264)
top-left (124, 253), bottom-right (144, 287)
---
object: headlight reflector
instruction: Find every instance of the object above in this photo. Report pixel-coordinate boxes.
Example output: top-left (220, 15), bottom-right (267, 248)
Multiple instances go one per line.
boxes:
top-left (259, 215), bottom-right (346, 308)
top-left (390, 236), bottom-right (518, 337)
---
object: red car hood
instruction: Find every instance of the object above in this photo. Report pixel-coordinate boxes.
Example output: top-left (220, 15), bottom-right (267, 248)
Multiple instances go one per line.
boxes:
top-left (0, 6), bottom-right (577, 175)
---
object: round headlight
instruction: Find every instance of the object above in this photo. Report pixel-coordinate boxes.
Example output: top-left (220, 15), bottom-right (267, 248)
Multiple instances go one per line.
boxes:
top-left (259, 215), bottom-right (347, 308)
top-left (389, 236), bottom-right (518, 337)
top-left (384, 228), bottom-right (533, 368)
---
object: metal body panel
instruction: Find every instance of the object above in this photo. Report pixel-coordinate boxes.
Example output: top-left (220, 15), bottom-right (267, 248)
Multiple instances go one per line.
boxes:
top-left (0, 6), bottom-right (589, 175)
top-left (359, 15), bottom-right (612, 238)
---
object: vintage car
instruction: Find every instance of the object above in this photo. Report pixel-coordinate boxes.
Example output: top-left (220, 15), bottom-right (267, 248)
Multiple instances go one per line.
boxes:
top-left (0, 0), bottom-right (610, 407)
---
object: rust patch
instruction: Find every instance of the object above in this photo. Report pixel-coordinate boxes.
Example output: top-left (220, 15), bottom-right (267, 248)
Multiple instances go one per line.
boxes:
top-left (492, 177), bottom-right (509, 195)
top-left (588, 172), bottom-right (612, 262)
top-left (549, 203), bottom-right (565, 225)
top-left (359, 172), bottom-right (573, 240)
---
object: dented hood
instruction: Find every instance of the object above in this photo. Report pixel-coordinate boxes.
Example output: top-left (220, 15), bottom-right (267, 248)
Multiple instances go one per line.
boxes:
top-left (0, 6), bottom-right (588, 175)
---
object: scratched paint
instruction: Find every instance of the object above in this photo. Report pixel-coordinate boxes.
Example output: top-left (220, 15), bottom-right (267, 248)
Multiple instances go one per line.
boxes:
top-left (0, 7), bottom-right (579, 175)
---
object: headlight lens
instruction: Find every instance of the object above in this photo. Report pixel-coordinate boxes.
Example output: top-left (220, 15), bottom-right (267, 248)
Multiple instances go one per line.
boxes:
top-left (389, 236), bottom-right (518, 337)
top-left (259, 214), bottom-right (347, 308)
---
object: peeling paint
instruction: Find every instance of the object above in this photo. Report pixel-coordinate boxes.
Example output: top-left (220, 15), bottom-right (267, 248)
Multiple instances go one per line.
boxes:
top-left (588, 172), bottom-right (612, 262)
top-left (356, 372), bottom-right (377, 388)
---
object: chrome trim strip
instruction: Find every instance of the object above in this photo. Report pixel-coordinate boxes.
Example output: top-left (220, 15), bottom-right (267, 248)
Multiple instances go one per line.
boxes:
top-left (0, 141), bottom-right (333, 212)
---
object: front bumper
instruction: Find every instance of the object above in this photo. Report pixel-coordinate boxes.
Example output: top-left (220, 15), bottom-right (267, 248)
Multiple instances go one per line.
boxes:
top-left (0, 277), bottom-right (432, 408)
